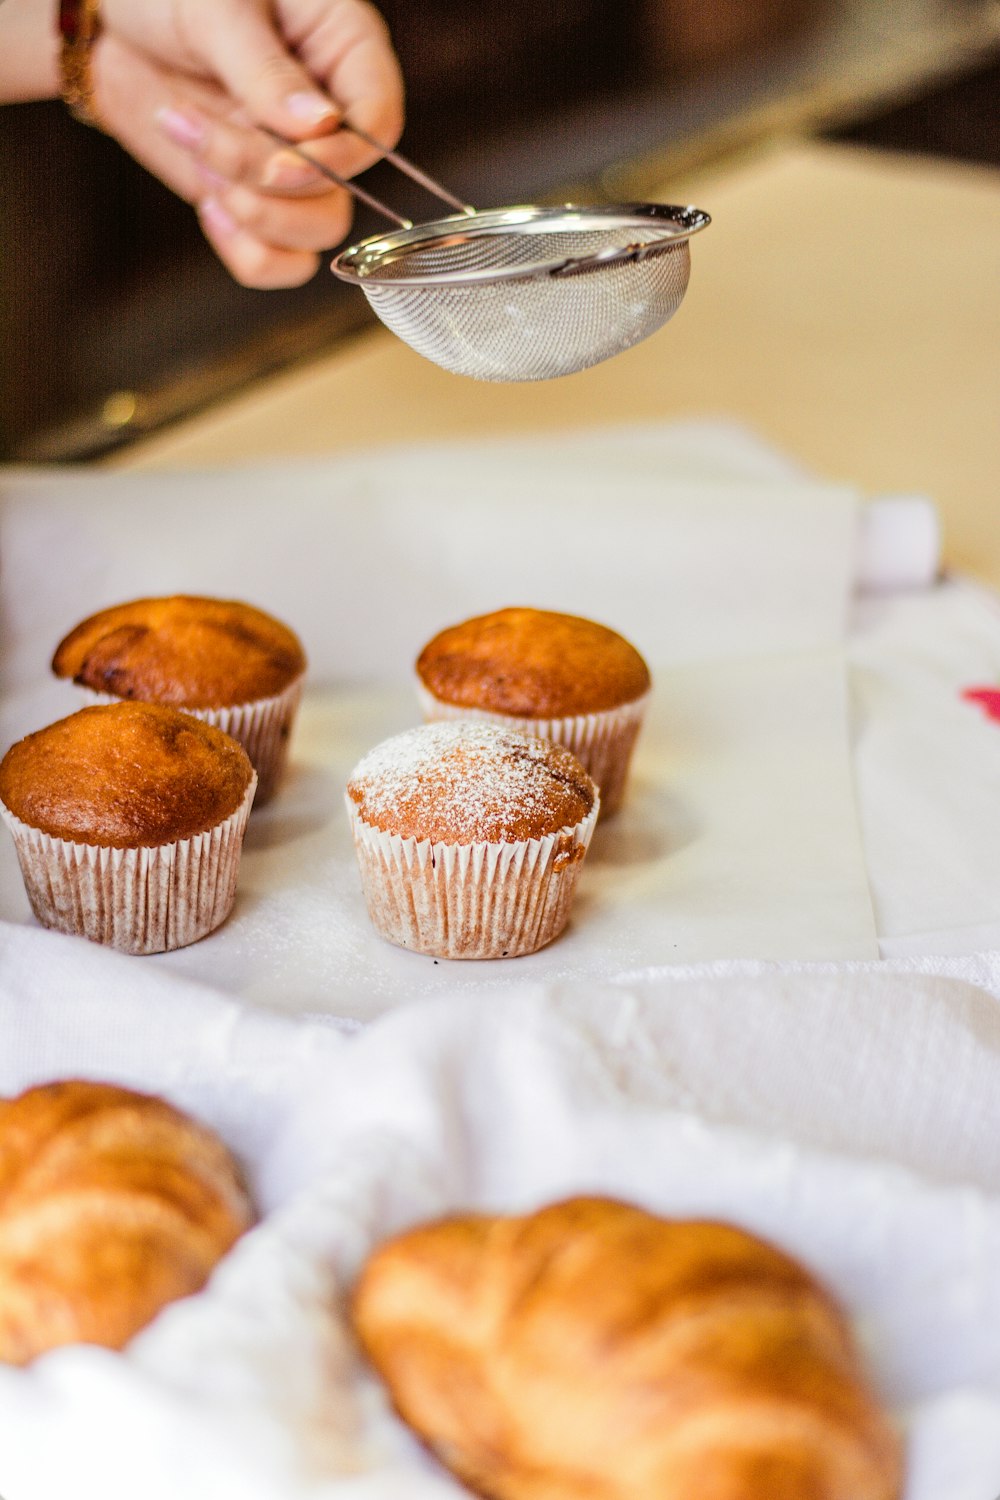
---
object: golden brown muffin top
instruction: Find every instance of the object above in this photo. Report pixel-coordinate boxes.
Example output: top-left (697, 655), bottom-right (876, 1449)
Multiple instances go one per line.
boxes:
top-left (52, 595), bottom-right (306, 708)
top-left (0, 702), bottom-right (254, 848)
top-left (416, 607), bottom-right (651, 718)
top-left (347, 722), bottom-right (597, 844)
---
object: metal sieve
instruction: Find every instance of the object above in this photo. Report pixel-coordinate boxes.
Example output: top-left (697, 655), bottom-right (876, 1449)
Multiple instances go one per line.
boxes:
top-left (268, 124), bottom-right (710, 382)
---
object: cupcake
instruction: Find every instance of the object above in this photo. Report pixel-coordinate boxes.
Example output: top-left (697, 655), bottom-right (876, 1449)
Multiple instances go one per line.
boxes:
top-left (346, 721), bottom-right (598, 960)
top-left (0, 702), bottom-right (256, 953)
top-left (416, 607), bottom-right (650, 816)
top-left (52, 595), bottom-right (306, 804)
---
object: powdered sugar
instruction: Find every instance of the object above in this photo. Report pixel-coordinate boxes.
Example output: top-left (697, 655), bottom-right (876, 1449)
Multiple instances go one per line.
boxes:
top-left (347, 721), bottom-right (596, 845)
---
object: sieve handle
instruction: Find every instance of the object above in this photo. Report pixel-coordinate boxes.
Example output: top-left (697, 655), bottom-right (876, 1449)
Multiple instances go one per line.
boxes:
top-left (341, 121), bottom-right (474, 217)
top-left (550, 230), bottom-right (702, 278)
top-left (258, 124), bottom-right (474, 229)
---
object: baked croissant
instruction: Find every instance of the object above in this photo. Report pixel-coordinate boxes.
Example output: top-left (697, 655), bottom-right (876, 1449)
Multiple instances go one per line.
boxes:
top-left (0, 1079), bottom-right (254, 1365)
top-left (352, 1196), bottom-right (903, 1500)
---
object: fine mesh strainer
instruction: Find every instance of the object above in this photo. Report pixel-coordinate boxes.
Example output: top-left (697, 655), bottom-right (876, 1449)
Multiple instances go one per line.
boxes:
top-left (270, 123), bottom-right (710, 383)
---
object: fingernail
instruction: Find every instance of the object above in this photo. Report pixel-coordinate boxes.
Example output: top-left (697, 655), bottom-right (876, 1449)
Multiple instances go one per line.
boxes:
top-left (199, 196), bottom-right (238, 237)
top-left (285, 91), bottom-right (339, 127)
top-left (262, 151), bottom-right (321, 190)
top-left (197, 163), bottom-right (230, 191)
top-left (155, 105), bottom-right (206, 151)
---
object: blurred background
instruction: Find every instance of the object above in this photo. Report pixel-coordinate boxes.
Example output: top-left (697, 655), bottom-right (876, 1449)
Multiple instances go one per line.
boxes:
top-left (2, 0), bottom-right (998, 463)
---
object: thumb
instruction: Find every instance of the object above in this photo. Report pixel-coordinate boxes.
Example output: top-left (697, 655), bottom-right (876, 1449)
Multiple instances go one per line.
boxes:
top-left (192, 0), bottom-right (340, 138)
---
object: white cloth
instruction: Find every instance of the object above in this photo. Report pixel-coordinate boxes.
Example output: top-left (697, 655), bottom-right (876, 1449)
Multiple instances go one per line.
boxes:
top-left (1, 922), bottom-right (1000, 1500)
top-left (2, 421), bottom-right (1000, 1497)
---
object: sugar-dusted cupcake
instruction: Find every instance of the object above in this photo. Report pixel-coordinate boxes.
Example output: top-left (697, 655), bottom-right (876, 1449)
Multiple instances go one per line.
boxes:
top-left (0, 702), bottom-right (256, 953)
top-left (346, 721), bottom-right (599, 960)
top-left (52, 596), bottom-right (306, 804)
top-left (416, 607), bottom-right (650, 817)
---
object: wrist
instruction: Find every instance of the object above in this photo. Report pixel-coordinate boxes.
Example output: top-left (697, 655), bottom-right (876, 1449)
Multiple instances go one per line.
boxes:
top-left (0, 0), bottom-right (61, 101)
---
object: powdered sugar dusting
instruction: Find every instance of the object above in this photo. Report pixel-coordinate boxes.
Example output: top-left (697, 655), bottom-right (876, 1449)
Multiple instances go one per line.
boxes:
top-left (348, 721), bottom-right (596, 844)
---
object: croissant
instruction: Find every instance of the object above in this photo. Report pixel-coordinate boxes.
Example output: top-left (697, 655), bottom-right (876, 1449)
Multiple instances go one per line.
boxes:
top-left (0, 1079), bottom-right (254, 1365)
top-left (352, 1196), bottom-right (903, 1500)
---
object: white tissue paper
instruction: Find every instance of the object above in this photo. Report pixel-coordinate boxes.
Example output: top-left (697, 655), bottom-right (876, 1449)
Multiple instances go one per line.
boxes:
top-left (0, 421), bottom-right (883, 1017)
top-left (4, 420), bottom-right (998, 1010)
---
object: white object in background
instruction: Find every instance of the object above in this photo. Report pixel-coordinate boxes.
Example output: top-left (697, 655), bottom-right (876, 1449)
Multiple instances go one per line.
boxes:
top-left (850, 579), bottom-right (1000, 956)
top-left (856, 496), bottom-right (941, 594)
top-left (0, 457), bottom-right (859, 693)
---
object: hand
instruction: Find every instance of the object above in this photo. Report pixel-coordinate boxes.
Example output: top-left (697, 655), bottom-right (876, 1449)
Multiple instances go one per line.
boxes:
top-left (92, 0), bottom-right (404, 287)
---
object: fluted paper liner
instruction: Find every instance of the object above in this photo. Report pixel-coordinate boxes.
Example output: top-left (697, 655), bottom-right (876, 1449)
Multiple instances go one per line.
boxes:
top-left (80, 677), bottom-right (303, 805)
top-left (0, 774), bottom-right (256, 954)
top-left (347, 795), bottom-right (599, 960)
top-left (416, 684), bottom-right (648, 818)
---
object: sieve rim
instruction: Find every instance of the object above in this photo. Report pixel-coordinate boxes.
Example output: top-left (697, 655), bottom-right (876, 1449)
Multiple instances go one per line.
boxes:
top-left (330, 202), bottom-right (710, 288)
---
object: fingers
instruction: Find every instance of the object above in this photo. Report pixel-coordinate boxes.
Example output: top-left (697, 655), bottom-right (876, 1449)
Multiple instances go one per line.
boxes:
top-left (197, 199), bottom-right (321, 288)
top-left (176, 0), bottom-right (406, 150)
top-left (156, 98), bottom-right (307, 192)
top-left (174, 0), bottom-right (342, 141)
top-left (295, 0), bottom-right (405, 147)
top-left (89, 0), bottom-right (411, 292)
top-left (166, 0), bottom-right (404, 172)
top-left (101, 0), bottom-right (405, 153)
top-left (205, 180), bottom-right (354, 254)
top-left (93, 38), bottom-right (209, 205)
top-left (93, 38), bottom-right (331, 287)
top-left (148, 76), bottom-right (361, 255)
top-left (154, 96), bottom-right (382, 195)
top-left (152, 93), bottom-right (361, 262)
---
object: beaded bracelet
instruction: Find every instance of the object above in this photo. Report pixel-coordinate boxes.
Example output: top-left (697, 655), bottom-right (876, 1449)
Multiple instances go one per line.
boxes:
top-left (58, 0), bottom-right (103, 128)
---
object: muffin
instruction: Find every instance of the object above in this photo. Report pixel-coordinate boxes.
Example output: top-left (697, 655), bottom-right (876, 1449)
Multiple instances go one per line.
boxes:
top-left (0, 1079), bottom-right (254, 1365)
top-left (0, 702), bottom-right (256, 953)
top-left (416, 607), bottom-right (650, 816)
top-left (354, 1197), bottom-right (903, 1500)
top-left (52, 595), bottom-right (306, 803)
top-left (346, 721), bottom-right (598, 959)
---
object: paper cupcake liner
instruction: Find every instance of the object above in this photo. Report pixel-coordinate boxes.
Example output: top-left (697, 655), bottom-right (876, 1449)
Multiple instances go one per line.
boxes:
top-left (416, 684), bottom-right (648, 818)
top-left (80, 677), bottom-right (303, 806)
top-left (0, 775), bottom-right (256, 955)
top-left (346, 796), bottom-right (599, 961)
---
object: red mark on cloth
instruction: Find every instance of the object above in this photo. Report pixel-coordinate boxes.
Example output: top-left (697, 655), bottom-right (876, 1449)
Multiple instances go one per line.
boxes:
top-left (962, 687), bottom-right (1000, 721)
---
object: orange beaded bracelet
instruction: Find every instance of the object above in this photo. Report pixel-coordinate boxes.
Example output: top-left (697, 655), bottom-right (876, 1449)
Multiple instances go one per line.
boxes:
top-left (58, 0), bottom-right (103, 127)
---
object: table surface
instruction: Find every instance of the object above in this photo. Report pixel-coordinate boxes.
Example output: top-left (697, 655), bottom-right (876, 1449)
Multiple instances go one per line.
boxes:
top-left (120, 139), bottom-right (1000, 586)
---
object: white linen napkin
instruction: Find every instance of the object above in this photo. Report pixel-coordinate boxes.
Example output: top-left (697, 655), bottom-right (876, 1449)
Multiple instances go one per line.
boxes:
top-left (1, 921), bottom-right (1000, 1500)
